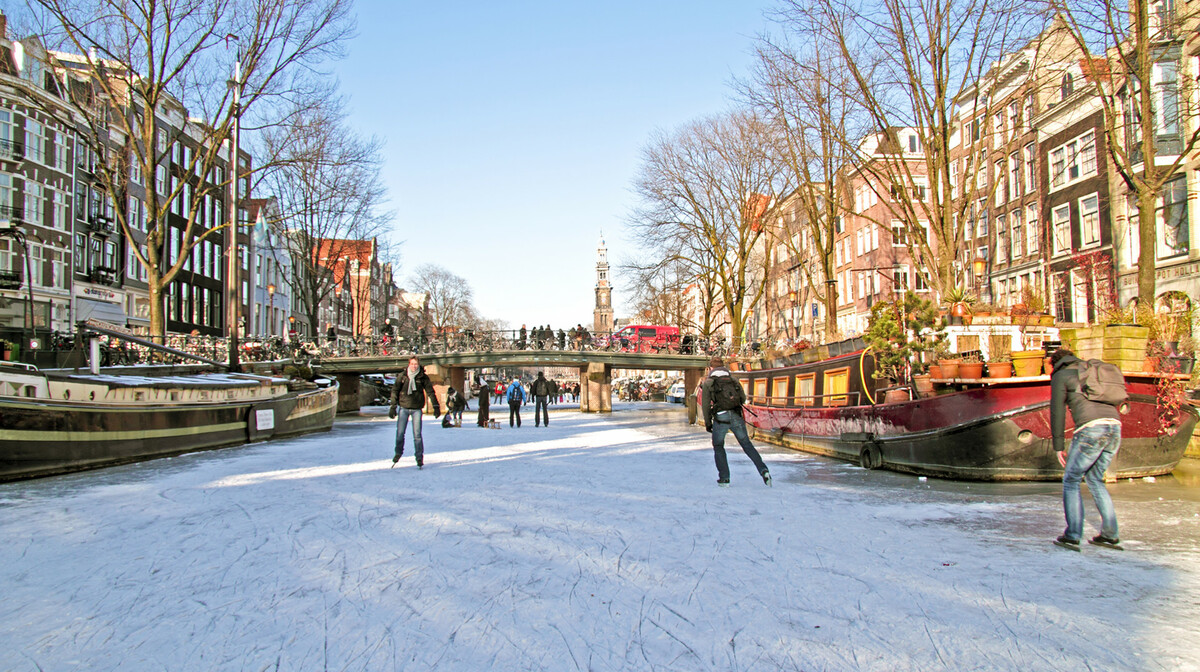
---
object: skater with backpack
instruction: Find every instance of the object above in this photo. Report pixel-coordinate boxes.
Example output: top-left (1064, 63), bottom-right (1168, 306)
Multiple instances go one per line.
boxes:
top-left (1049, 348), bottom-right (1126, 551)
top-left (506, 377), bottom-right (525, 428)
top-left (700, 356), bottom-right (771, 488)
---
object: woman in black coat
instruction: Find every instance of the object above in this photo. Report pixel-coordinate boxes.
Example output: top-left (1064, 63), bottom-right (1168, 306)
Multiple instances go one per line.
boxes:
top-left (476, 381), bottom-right (491, 427)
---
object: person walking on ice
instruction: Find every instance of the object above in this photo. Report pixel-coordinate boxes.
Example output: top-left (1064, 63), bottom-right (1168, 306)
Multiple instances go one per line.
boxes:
top-left (388, 356), bottom-right (441, 469)
top-left (1049, 347), bottom-right (1125, 551)
top-left (506, 376), bottom-right (525, 428)
top-left (700, 356), bottom-right (771, 487)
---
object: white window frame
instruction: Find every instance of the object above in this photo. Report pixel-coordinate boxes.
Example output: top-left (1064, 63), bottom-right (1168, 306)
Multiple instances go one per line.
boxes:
top-left (1079, 193), bottom-right (1101, 249)
top-left (1052, 203), bottom-right (1072, 255)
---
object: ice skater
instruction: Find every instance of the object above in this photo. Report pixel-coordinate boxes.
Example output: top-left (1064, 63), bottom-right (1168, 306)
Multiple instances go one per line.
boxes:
top-left (388, 356), bottom-right (441, 469)
top-left (700, 356), bottom-right (771, 487)
top-left (506, 377), bottom-right (525, 427)
top-left (1049, 348), bottom-right (1125, 551)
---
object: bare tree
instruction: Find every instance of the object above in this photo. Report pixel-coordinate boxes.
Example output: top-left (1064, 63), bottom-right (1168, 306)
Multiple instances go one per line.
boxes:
top-left (630, 110), bottom-right (797, 346)
top-left (260, 95), bottom-right (392, 339)
top-left (410, 264), bottom-right (474, 335)
top-left (1047, 1), bottom-right (1200, 306)
top-left (772, 0), bottom-right (1034, 296)
top-left (742, 36), bottom-right (873, 340)
top-left (24, 0), bottom-right (353, 337)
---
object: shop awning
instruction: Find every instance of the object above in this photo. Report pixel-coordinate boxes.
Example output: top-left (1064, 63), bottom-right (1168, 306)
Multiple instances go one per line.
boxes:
top-left (76, 298), bottom-right (127, 325)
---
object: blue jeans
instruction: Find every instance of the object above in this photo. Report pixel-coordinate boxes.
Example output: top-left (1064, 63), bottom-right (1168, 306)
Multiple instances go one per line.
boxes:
top-left (1062, 420), bottom-right (1121, 541)
top-left (394, 408), bottom-right (425, 460)
top-left (712, 411), bottom-right (768, 480)
top-left (535, 396), bottom-right (549, 425)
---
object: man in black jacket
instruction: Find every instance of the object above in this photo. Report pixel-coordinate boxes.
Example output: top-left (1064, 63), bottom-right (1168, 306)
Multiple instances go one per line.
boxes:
top-left (389, 356), bottom-right (441, 469)
top-left (532, 371), bottom-right (555, 427)
top-left (1049, 348), bottom-right (1122, 549)
top-left (700, 356), bottom-right (770, 488)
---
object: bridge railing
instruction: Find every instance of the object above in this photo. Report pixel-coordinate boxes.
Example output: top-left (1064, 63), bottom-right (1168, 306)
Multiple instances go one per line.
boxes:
top-left (26, 329), bottom-right (766, 367)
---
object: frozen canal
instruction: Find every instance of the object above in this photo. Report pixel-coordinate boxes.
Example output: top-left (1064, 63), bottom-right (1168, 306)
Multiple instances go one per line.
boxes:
top-left (2, 402), bottom-right (1199, 671)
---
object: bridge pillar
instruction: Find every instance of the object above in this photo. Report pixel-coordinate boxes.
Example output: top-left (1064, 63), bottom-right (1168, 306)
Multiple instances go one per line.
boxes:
top-left (684, 367), bottom-right (704, 425)
top-left (581, 361), bottom-right (611, 413)
top-left (336, 373), bottom-right (362, 414)
top-left (449, 367), bottom-right (466, 396)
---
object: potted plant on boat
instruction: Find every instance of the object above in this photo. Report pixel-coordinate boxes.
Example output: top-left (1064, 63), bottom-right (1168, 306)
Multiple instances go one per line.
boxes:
top-left (986, 352), bottom-right (1013, 378)
top-left (958, 352), bottom-right (985, 380)
top-left (864, 291), bottom-right (939, 402)
top-left (1059, 303), bottom-right (1148, 375)
top-left (0, 339), bottom-right (15, 361)
top-left (943, 286), bottom-right (975, 326)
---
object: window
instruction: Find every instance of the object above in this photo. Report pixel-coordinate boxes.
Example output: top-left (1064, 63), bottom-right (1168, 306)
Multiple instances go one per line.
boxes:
top-left (950, 159), bottom-right (959, 198)
top-left (1049, 132), bottom-right (1096, 189)
top-left (795, 374), bottom-right (816, 407)
top-left (891, 221), bottom-right (905, 247)
top-left (771, 377), bottom-right (789, 407)
top-left (1157, 175), bottom-right (1188, 258)
top-left (996, 214), bottom-right (1008, 263)
top-left (1023, 96), bottom-right (1034, 134)
top-left (24, 120), bottom-right (44, 164)
top-left (977, 200), bottom-right (989, 236)
top-left (1008, 101), bottom-right (1021, 138)
top-left (1079, 194), bottom-right (1101, 248)
top-left (74, 233), bottom-right (86, 270)
top-left (51, 189), bottom-right (67, 230)
top-left (993, 111), bottom-right (1005, 149)
top-left (1009, 153), bottom-right (1021, 201)
top-left (1154, 61), bottom-right (1179, 136)
top-left (24, 183), bottom-right (43, 226)
top-left (824, 368), bottom-right (850, 407)
top-left (1010, 209), bottom-right (1023, 259)
top-left (53, 136), bottom-right (69, 172)
top-left (976, 150), bottom-right (988, 189)
top-left (1026, 203), bottom-right (1040, 254)
top-left (893, 265), bottom-right (908, 290)
top-left (752, 378), bottom-right (768, 405)
top-left (914, 269), bottom-right (929, 291)
top-left (1061, 72), bottom-right (1074, 100)
top-left (995, 160), bottom-right (1007, 206)
top-left (1052, 203), bottom-right (1072, 254)
top-left (156, 165), bottom-right (166, 195)
top-left (1024, 143), bottom-right (1036, 192)
top-left (130, 159), bottom-right (142, 185)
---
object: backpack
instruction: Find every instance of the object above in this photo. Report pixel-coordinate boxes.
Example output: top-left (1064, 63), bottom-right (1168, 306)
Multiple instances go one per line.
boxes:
top-left (709, 374), bottom-right (745, 412)
top-left (1075, 359), bottom-right (1128, 407)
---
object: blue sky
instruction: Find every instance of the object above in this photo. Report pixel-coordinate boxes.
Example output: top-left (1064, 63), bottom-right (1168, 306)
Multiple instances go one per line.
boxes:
top-left (332, 1), bottom-right (775, 330)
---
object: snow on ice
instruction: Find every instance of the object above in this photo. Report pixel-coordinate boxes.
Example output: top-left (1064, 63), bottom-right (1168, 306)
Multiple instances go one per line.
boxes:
top-left (2, 402), bottom-right (1199, 671)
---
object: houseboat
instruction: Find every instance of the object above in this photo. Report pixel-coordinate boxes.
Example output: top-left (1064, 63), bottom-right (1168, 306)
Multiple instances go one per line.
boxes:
top-left (0, 362), bottom-right (338, 481)
top-left (733, 337), bottom-right (1197, 481)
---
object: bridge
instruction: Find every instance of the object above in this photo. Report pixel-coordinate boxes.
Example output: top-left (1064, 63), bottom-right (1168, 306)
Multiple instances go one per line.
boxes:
top-left (318, 349), bottom-right (711, 421)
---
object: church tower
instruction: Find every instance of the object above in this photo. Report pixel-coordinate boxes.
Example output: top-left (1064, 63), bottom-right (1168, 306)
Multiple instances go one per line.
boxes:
top-left (593, 233), bottom-right (613, 333)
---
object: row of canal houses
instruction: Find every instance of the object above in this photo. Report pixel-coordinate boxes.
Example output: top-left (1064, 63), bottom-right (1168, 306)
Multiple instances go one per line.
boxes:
top-left (761, 15), bottom-right (1198, 344)
top-left (0, 15), bottom-right (413, 347)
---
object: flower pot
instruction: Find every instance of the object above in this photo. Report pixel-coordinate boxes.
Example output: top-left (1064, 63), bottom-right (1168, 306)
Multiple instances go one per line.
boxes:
top-left (1163, 355), bottom-right (1194, 374)
top-left (912, 374), bottom-right (934, 397)
top-left (958, 362), bottom-right (984, 379)
top-left (1, 350), bottom-right (9, 361)
top-left (938, 359), bottom-right (961, 379)
top-left (1011, 350), bottom-right (1044, 377)
top-left (927, 364), bottom-right (944, 379)
top-left (884, 388), bottom-right (911, 403)
top-left (986, 361), bottom-right (1013, 378)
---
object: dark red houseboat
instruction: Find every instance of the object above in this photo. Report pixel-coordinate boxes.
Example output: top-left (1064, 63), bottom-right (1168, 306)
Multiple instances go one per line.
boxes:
top-left (733, 342), bottom-right (1197, 481)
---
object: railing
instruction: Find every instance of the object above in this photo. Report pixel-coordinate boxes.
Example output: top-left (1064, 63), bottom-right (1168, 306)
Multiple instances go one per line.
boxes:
top-left (0, 204), bottom-right (24, 222)
top-left (314, 330), bottom-right (757, 359)
top-left (87, 214), bottom-right (114, 233)
top-left (748, 391), bottom-right (863, 409)
top-left (0, 139), bottom-right (25, 161)
top-left (88, 266), bottom-right (118, 286)
top-left (22, 329), bottom-right (744, 369)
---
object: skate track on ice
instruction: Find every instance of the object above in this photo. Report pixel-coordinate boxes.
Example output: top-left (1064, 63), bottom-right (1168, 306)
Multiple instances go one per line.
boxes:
top-left (1, 402), bottom-right (1198, 671)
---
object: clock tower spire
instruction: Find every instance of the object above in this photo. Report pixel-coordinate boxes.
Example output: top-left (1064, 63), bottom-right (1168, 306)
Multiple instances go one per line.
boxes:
top-left (593, 232), bottom-right (613, 333)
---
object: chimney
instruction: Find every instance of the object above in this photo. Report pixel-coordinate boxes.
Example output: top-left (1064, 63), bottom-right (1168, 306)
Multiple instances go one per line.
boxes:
top-left (0, 11), bottom-right (7, 40)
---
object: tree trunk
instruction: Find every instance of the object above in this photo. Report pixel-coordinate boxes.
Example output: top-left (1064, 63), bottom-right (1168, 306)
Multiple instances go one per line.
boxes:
top-left (1137, 188), bottom-right (1158, 306)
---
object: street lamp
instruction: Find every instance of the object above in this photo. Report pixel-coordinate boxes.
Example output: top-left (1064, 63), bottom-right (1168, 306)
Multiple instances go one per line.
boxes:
top-left (225, 38), bottom-right (245, 371)
top-left (787, 289), bottom-right (797, 339)
top-left (0, 223), bottom-right (37, 350)
top-left (267, 283), bottom-right (275, 337)
top-left (288, 314), bottom-right (295, 342)
top-left (972, 252), bottom-right (986, 300)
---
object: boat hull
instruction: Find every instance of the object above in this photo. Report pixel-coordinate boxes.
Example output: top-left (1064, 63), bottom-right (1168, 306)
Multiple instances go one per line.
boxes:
top-left (743, 379), bottom-right (1196, 481)
top-left (0, 383), bottom-right (338, 482)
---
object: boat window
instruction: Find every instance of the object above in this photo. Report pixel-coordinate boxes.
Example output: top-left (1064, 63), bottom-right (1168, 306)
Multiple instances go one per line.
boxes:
top-left (753, 378), bottom-right (768, 405)
top-left (795, 374), bottom-right (816, 407)
top-left (771, 377), bottom-right (789, 407)
top-left (824, 368), bottom-right (850, 406)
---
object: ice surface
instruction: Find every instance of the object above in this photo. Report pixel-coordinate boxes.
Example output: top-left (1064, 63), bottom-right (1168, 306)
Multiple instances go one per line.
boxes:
top-left (2, 402), bottom-right (1199, 671)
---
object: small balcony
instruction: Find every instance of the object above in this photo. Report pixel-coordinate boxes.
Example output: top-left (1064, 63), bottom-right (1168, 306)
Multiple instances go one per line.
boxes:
top-left (0, 139), bottom-right (25, 163)
top-left (0, 269), bottom-right (22, 290)
top-left (0, 204), bottom-right (24, 223)
top-left (87, 214), bottom-right (114, 234)
top-left (88, 265), bottom-right (118, 286)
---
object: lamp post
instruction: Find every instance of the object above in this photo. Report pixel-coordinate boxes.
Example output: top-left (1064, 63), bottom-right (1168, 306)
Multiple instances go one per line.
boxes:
top-left (267, 283), bottom-right (276, 337)
top-left (972, 252), bottom-right (986, 302)
top-left (225, 40), bottom-right (244, 371)
top-left (288, 314), bottom-right (295, 342)
top-left (787, 289), bottom-right (797, 340)
top-left (0, 223), bottom-right (36, 349)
